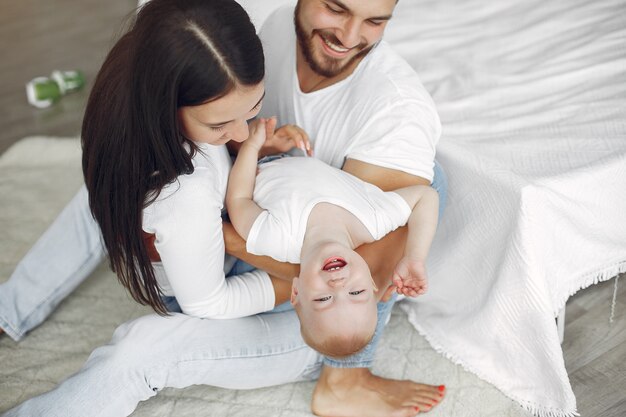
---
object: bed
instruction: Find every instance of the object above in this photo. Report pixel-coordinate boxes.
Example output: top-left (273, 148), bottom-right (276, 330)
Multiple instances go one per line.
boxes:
top-left (1, 0), bottom-right (625, 416)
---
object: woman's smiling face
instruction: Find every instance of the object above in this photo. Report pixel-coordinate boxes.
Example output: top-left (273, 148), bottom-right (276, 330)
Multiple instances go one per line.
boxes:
top-left (178, 82), bottom-right (265, 146)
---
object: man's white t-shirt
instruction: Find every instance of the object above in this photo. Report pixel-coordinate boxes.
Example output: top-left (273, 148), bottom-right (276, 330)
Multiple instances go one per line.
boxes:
top-left (246, 157), bottom-right (412, 263)
top-left (259, 6), bottom-right (441, 181)
top-left (142, 143), bottom-right (275, 319)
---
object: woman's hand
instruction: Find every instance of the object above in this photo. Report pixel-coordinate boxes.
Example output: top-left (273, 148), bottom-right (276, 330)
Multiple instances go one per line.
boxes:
top-left (259, 118), bottom-right (313, 157)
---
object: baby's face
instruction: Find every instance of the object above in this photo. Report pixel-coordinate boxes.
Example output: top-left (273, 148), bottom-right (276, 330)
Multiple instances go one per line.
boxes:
top-left (292, 243), bottom-right (379, 320)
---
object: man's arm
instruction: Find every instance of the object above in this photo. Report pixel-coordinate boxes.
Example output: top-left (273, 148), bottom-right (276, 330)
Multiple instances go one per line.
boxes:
top-left (342, 158), bottom-right (434, 295)
top-left (342, 158), bottom-right (430, 190)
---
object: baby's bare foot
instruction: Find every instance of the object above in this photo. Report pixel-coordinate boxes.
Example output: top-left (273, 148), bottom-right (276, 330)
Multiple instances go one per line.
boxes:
top-left (312, 367), bottom-right (445, 417)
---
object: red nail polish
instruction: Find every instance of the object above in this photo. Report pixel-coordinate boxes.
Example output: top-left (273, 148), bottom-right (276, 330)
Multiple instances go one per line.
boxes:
top-left (438, 385), bottom-right (445, 391)
top-left (414, 406), bottom-right (420, 411)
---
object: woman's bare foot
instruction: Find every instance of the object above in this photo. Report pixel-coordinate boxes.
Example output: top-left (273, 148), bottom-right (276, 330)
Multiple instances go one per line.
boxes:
top-left (312, 366), bottom-right (445, 417)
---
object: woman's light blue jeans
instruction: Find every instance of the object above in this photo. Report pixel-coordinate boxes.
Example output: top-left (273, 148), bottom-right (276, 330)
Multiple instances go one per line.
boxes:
top-left (0, 161), bottom-right (447, 416)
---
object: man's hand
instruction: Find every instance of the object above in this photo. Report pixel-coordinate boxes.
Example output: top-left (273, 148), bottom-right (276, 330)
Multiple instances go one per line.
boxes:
top-left (260, 118), bottom-right (313, 157)
top-left (391, 257), bottom-right (428, 297)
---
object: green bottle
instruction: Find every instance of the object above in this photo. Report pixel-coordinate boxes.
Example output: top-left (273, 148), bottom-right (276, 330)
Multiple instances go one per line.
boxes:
top-left (51, 70), bottom-right (85, 94)
top-left (26, 77), bottom-right (62, 108)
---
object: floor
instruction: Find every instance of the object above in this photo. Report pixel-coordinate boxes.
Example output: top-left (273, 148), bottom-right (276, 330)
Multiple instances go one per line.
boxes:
top-left (0, 0), bottom-right (137, 154)
top-left (1, 0), bottom-right (624, 416)
top-left (564, 277), bottom-right (626, 416)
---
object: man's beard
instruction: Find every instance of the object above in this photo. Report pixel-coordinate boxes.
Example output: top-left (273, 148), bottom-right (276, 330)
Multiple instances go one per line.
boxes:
top-left (294, 4), bottom-right (373, 78)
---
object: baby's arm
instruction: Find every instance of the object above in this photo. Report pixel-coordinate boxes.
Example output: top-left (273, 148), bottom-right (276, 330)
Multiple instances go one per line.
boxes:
top-left (390, 185), bottom-right (439, 296)
top-left (226, 118), bottom-right (274, 240)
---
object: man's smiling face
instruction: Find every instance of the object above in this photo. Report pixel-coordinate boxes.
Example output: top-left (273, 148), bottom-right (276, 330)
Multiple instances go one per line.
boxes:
top-left (294, 0), bottom-right (396, 78)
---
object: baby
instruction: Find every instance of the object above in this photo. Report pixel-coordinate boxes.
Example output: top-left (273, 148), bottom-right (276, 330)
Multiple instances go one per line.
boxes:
top-left (226, 118), bottom-right (439, 358)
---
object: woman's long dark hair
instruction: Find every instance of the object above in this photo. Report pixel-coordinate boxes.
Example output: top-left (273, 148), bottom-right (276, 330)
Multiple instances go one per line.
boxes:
top-left (81, 0), bottom-right (264, 314)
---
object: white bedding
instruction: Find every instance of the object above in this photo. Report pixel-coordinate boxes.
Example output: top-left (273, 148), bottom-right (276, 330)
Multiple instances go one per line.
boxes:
top-left (242, 0), bottom-right (626, 415)
top-left (385, 0), bottom-right (626, 415)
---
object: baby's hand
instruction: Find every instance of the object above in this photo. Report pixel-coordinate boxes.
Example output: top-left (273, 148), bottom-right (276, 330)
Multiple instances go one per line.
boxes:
top-left (244, 118), bottom-right (271, 151)
top-left (391, 257), bottom-right (428, 297)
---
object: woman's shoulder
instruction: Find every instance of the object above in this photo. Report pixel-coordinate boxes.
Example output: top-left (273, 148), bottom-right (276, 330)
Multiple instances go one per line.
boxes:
top-left (156, 145), bottom-right (227, 201)
top-left (157, 168), bottom-right (221, 205)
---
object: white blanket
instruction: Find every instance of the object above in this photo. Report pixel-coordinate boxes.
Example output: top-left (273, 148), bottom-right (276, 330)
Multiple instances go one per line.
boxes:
top-left (240, 0), bottom-right (626, 416)
top-left (384, 0), bottom-right (626, 416)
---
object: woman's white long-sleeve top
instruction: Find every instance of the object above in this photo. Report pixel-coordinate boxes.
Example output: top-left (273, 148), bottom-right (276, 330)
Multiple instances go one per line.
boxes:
top-left (142, 143), bottom-right (275, 319)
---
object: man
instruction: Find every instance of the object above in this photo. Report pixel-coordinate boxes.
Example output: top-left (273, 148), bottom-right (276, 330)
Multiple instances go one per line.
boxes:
top-left (1, 1), bottom-right (446, 416)
top-left (225, 1), bottom-right (447, 415)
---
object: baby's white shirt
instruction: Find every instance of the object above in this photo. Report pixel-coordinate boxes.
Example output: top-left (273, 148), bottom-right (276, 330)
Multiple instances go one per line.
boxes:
top-left (246, 157), bottom-right (412, 263)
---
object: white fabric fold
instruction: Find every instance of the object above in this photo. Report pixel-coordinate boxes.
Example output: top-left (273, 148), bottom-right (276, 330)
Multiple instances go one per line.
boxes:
top-left (382, 0), bottom-right (626, 415)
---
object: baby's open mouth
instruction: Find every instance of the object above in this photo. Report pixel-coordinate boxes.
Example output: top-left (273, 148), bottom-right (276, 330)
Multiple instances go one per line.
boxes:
top-left (322, 257), bottom-right (347, 271)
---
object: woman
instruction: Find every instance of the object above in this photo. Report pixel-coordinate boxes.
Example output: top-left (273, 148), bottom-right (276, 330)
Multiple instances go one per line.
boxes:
top-left (80, 0), bottom-right (300, 318)
top-left (0, 0), bottom-right (385, 335)
top-left (0, 0), bottom-right (311, 339)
